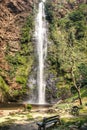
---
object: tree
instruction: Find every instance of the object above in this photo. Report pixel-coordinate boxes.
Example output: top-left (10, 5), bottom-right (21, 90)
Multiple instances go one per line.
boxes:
top-left (71, 61), bottom-right (82, 105)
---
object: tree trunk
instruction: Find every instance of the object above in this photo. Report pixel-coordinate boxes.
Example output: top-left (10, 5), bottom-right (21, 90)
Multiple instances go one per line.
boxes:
top-left (71, 63), bottom-right (83, 105)
top-left (77, 89), bottom-right (82, 105)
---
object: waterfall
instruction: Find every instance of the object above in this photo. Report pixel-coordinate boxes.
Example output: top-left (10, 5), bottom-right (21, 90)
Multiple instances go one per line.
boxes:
top-left (35, 0), bottom-right (47, 104)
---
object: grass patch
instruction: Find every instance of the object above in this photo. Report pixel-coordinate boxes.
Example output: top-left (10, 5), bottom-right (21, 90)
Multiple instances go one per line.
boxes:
top-left (26, 114), bottom-right (33, 121)
top-left (47, 115), bottom-right (87, 130)
top-left (65, 87), bottom-right (87, 103)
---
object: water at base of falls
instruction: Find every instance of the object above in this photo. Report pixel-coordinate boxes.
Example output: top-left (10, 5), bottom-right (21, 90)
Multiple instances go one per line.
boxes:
top-left (27, 0), bottom-right (47, 105)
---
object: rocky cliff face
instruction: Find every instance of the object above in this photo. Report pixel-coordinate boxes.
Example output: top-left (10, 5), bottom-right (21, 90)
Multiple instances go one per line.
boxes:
top-left (0, 0), bottom-right (38, 102)
top-left (0, 0), bottom-right (33, 64)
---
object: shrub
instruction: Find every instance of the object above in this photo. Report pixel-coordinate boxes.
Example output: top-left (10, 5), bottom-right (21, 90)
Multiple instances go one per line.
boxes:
top-left (21, 15), bottom-right (34, 44)
top-left (69, 10), bottom-right (84, 22)
top-left (26, 104), bottom-right (32, 111)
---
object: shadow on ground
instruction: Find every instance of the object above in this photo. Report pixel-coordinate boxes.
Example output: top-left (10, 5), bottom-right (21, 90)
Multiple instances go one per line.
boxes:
top-left (0, 122), bottom-right (38, 130)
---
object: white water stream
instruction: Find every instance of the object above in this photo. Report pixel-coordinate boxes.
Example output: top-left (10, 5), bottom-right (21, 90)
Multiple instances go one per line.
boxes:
top-left (35, 0), bottom-right (47, 104)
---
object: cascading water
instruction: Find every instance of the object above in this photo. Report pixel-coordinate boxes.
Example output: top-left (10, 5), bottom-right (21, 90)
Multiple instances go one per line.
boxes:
top-left (35, 0), bottom-right (47, 104)
top-left (27, 0), bottom-right (47, 104)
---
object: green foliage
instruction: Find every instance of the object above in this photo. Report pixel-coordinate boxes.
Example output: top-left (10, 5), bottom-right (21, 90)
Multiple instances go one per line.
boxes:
top-left (61, 116), bottom-right (87, 128)
top-left (45, 0), bottom-right (54, 23)
top-left (0, 76), bottom-right (10, 101)
top-left (16, 76), bottom-right (27, 85)
top-left (66, 87), bottom-right (87, 103)
top-left (4, 13), bottom-right (35, 101)
top-left (6, 54), bottom-right (27, 66)
top-left (69, 10), bottom-right (84, 22)
top-left (45, 0), bottom-right (87, 101)
top-left (21, 15), bottom-right (34, 44)
top-left (0, 76), bottom-right (9, 93)
top-left (26, 104), bottom-right (32, 111)
top-left (47, 115), bottom-right (87, 130)
top-left (57, 87), bottom-right (71, 100)
top-left (27, 114), bottom-right (33, 120)
top-left (58, 17), bottom-right (71, 29)
top-left (69, 7), bottom-right (87, 40)
top-left (79, 64), bottom-right (87, 78)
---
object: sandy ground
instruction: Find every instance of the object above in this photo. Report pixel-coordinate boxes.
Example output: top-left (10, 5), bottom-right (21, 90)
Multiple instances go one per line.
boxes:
top-left (0, 107), bottom-right (55, 130)
top-left (0, 106), bottom-right (75, 130)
